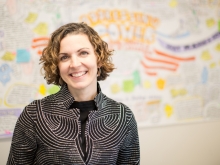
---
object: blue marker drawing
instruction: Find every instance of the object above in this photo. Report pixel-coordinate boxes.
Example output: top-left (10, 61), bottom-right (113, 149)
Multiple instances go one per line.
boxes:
top-left (16, 49), bottom-right (31, 63)
top-left (155, 30), bottom-right (190, 39)
top-left (0, 64), bottom-right (12, 85)
top-left (201, 67), bottom-right (208, 84)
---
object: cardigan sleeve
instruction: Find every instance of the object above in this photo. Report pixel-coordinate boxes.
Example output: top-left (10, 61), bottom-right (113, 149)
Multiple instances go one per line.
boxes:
top-left (116, 105), bottom-right (140, 165)
top-left (7, 104), bottom-right (37, 165)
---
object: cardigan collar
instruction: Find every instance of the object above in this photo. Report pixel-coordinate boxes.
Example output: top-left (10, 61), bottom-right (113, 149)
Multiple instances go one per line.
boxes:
top-left (54, 82), bottom-right (105, 110)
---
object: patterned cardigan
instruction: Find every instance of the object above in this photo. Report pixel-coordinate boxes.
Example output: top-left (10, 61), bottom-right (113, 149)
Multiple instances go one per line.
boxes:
top-left (7, 83), bottom-right (140, 165)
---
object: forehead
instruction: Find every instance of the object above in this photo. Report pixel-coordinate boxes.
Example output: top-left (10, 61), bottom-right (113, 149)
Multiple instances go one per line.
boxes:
top-left (59, 34), bottom-right (96, 54)
top-left (61, 34), bottom-right (92, 46)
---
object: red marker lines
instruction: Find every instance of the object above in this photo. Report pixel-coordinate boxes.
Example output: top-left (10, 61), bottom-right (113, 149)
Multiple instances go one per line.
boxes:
top-left (144, 55), bottom-right (179, 67)
top-left (154, 49), bottom-right (195, 61)
top-left (141, 49), bottom-right (196, 76)
top-left (31, 37), bottom-right (49, 55)
top-left (141, 61), bottom-right (177, 71)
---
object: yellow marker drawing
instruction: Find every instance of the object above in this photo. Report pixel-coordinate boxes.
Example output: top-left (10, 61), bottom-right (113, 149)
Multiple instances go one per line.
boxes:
top-left (206, 18), bottom-right (215, 28)
top-left (164, 104), bottom-right (173, 118)
top-left (80, 9), bottom-right (159, 44)
top-left (33, 22), bottom-right (48, 35)
top-left (1, 52), bottom-right (15, 61)
top-left (146, 100), bottom-right (161, 114)
top-left (169, 0), bottom-right (178, 8)
top-left (215, 43), bottom-right (220, 51)
top-left (143, 80), bottom-right (151, 89)
top-left (179, 89), bottom-right (187, 96)
top-left (170, 89), bottom-right (179, 97)
top-left (171, 88), bottom-right (187, 97)
top-left (111, 83), bottom-right (120, 94)
top-left (210, 62), bottom-right (216, 68)
top-left (201, 50), bottom-right (211, 61)
top-left (4, 84), bottom-right (38, 108)
top-left (218, 20), bottom-right (220, 32)
top-left (25, 12), bottom-right (38, 23)
top-left (157, 78), bottom-right (165, 90)
top-left (39, 84), bottom-right (47, 96)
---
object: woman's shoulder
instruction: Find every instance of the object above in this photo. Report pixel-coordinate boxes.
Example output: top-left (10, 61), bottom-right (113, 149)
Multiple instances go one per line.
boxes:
top-left (26, 93), bottom-right (56, 106)
top-left (103, 95), bottom-right (129, 108)
top-left (103, 95), bottom-right (133, 115)
top-left (102, 95), bottom-right (137, 127)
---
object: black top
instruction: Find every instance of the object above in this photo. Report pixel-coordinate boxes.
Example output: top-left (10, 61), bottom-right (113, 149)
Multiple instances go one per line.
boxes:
top-left (69, 100), bottom-right (97, 161)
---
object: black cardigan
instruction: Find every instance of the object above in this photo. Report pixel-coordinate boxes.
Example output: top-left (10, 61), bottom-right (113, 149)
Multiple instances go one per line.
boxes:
top-left (7, 83), bottom-right (140, 165)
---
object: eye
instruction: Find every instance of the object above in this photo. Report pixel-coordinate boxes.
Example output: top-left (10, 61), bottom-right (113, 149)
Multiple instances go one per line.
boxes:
top-left (60, 55), bottom-right (69, 61)
top-left (80, 51), bottom-right (89, 56)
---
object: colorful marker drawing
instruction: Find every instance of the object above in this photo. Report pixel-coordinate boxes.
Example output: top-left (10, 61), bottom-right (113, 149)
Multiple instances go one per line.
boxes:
top-left (158, 31), bottom-right (220, 52)
top-left (141, 49), bottom-right (195, 76)
top-left (31, 37), bottom-right (49, 55)
top-left (0, 64), bottom-right (12, 85)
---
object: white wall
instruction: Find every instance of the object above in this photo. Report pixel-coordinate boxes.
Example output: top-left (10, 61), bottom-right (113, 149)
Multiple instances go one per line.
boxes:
top-left (139, 121), bottom-right (220, 165)
top-left (0, 138), bottom-right (11, 165)
top-left (1, 121), bottom-right (220, 165)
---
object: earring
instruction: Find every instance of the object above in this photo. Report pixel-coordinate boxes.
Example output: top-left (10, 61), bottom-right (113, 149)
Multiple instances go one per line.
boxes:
top-left (59, 77), bottom-right (64, 86)
top-left (97, 68), bottom-right (101, 77)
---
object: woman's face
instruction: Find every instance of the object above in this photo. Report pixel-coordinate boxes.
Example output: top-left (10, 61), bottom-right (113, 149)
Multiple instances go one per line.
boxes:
top-left (58, 34), bottom-right (98, 95)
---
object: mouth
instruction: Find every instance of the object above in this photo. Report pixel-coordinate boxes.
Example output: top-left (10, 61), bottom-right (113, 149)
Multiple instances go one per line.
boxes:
top-left (70, 71), bottom-right (87, 78)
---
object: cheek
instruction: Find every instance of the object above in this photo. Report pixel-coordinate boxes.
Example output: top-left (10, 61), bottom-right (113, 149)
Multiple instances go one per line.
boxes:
top-left (57, 64), bottom-right (62, 72)
top-left (86, 56), bottom-right (98, 68)
top-left (58, 63), bottom-right (67, 74)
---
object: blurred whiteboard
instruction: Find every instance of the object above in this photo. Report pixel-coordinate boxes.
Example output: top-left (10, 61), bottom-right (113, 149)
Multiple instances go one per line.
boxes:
top-left (0, 0), bottom-right (220, 138)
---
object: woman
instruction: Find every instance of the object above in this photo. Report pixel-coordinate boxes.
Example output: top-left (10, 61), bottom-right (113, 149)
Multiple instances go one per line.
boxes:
top-left (7, 22), bottom-right (140, 165)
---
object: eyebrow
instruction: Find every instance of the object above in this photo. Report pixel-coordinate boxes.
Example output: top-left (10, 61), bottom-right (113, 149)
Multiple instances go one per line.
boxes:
top-left (77, 48), bottom-right (90, 52)
top-left (58, 48), bottom-right (90, 56)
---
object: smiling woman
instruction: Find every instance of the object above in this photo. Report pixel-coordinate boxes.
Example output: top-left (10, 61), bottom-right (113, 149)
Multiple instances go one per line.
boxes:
top-left (7, 22), bottom-right (140, 165)
top-left (58, 34), bottom-right (99, 101)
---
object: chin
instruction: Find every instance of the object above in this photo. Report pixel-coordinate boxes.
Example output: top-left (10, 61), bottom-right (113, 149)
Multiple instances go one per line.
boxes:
top-left (68, 82), bottom-right (88, 90)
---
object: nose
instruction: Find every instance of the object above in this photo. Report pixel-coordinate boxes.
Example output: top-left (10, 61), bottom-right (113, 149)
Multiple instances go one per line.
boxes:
top-left (70, 55), bottom-right (81, 68)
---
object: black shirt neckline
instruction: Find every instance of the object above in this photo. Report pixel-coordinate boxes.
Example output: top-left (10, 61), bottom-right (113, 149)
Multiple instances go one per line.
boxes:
top-left (69, 100), bottom-right (97, 162)
top-left (69, 100), bottom-right (97, 111)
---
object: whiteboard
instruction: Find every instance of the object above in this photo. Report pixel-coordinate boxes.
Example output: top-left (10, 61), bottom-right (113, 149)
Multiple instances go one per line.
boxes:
top-left (0, 0), bottom-right (220, 138)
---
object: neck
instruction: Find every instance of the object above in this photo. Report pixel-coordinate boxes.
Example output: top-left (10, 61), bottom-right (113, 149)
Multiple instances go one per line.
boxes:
top-left (68, 85), bottom-right (98, 102)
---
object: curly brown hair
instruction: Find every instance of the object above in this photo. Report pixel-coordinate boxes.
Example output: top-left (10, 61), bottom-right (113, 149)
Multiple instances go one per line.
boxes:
top-left (40, 22), bottom-right (115, 86)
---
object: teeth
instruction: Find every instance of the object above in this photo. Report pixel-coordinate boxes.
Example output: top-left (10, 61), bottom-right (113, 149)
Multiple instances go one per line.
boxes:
top-left (71, 72), bottom-right (86, 77)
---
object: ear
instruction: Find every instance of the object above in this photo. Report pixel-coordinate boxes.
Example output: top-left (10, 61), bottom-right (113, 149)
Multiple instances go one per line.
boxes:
top-left (97, 61), bottom-right (102, 68)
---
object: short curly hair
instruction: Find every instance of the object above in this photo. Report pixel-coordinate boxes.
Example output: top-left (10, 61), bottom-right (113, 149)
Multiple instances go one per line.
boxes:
top-left (40, 22), bottom-right (115, 86)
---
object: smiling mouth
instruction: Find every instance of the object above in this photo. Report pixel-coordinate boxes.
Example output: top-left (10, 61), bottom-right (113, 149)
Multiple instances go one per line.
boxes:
top-left (70, 71), bottom-right (87, 78)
